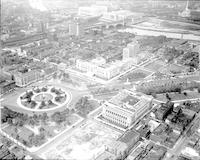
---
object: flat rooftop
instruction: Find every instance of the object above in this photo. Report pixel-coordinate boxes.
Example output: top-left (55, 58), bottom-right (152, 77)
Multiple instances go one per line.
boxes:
top-left (121, 95), bottom-right (139, 106)
top-left (109, 90), bottom-right (150, 113)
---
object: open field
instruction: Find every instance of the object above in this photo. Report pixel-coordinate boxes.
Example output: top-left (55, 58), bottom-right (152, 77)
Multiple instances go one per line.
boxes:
top-left (144, 60), bottom-right (166, 72)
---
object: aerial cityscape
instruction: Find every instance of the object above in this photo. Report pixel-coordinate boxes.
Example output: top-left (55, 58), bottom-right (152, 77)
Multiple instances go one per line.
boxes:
top-left (0, 0), bottom-right (200, 160)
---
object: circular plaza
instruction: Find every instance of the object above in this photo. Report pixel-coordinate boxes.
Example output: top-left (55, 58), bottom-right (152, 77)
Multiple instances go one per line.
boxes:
top-left (17, 85), bottom-right (72, 112)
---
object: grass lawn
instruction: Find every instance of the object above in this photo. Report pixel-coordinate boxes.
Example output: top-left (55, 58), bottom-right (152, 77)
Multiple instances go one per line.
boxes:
top-left (119, 68), bottom-right (153, 82)
top-left (144, 60), bottom-right (166, 72)
top-left (159, 63), bottom-right (188, 74)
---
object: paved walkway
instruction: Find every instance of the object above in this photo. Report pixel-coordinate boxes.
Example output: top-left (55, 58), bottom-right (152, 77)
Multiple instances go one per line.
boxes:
top-left (16, 86), bottom-right (72, 112)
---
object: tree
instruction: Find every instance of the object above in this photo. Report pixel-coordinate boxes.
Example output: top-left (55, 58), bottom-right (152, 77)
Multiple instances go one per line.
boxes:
top-left (30, 101), bottom-right (37, 108)
top-left (198, 87), bottom-right (200, 93)
top-left (183, 92), bottom-right (187, 96)
top-left (40, 101), bottom-right (46, 107)
top-left (28, 118), bottom-right (35, 126)
top-left (75, 97), bottom-right (94, 117)
top-left (7, 118), bottom-right (13, 125)
top-left (14, 117), bottom-right (24, 127)
top-left (39, 127), bottom-right (45, 133)
top-left (47, 100), bottom-right (53, 105)
top-left (51, 87), bottom-right (56, 93)
top-left (175, 87), bottom-right (182, 94)
top-left (41, 87), bottom-right (47, 92)
top-left (70, 108), bottom-right (75, 114)
top-left (63, 108), bottom-right (70, 115)
top-left (55, 96), bottom-right (62, 102)
top-left (166, 93), bottom-right (171, 101)
top-left (51, 112), bottom-right (66, 124)
top-left (41, 112), bottom-right (49, 124)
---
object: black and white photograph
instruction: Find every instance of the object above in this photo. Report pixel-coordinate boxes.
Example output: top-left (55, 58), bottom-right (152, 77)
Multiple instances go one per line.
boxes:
top-left (0, 0), bottom-right (200, 160)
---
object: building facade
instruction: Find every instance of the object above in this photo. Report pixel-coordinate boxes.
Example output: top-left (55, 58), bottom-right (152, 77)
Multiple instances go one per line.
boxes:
top-left (76, 58), bottom-right (134, 80)
top-left (13, 70), bottom-right (41, 87)
top-left (123, 41), bottom-right (140, 58)
top-left (0, 79), bottom-right (15, 95)
top-left (101, 90), bottom-right (153, 127)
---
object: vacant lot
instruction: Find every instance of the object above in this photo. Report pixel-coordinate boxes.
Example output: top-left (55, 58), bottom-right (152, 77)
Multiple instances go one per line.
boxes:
top-left (41, 120), bottom-right (121, 160)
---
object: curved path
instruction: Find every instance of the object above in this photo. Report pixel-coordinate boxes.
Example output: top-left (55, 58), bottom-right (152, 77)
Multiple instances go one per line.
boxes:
top-left (17, 86), bottom-right (72, 112)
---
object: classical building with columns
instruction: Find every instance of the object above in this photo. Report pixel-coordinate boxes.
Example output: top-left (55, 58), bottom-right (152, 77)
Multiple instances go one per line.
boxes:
top-left (101, 90), bottom-right (153, 128)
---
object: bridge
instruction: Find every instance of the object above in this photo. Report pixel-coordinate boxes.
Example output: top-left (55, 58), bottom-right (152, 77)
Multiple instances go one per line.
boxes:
top-left (85, 19), bottom-right (128, 31)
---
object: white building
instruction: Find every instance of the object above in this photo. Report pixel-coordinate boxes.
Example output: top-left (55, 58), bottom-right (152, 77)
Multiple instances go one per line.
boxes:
top-left (123, 40), bottom-right (140, 63)
top-left (76, 57), bottom-right (134, 80)
top-left (102, 90), bottom-right (153, 127)
top-left (13, 69), bottom-right (41, 87)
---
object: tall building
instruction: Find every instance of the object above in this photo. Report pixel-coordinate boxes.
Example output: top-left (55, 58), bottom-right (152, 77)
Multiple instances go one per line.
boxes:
top-left (69, 18), bottom-right (84, 36)
top-left (123, 40), bottom-right (140, 63)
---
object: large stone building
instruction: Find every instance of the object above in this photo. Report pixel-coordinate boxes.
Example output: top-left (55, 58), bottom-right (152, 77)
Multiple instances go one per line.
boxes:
top-left (101, 90), bottom-right (153, 127)
top-left (13, 69), bottom-right (41, 87)
top-left (76, 57), bottom-right (134, 80)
